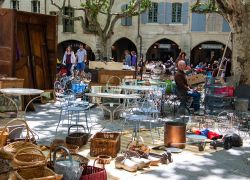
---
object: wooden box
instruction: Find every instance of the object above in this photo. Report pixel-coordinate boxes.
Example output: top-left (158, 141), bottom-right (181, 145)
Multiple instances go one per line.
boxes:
top-left (186, 74), bottom-right (205, 86)
top-left (0, 78), bottom-right (24, 88)
top-left (90, 132), bottom-right (121, 157)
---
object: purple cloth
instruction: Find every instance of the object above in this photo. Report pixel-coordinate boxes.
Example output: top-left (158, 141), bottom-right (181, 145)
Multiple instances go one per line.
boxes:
top-left (131, 55), bottom-right (137, 66)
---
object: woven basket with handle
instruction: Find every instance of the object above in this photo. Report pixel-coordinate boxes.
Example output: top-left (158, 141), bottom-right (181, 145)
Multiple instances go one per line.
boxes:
top-left (66, 125), bottom-right (89, 147)
top-left (1, 119), bottom-right (38, 155)
top-left (13, 147), bottom-right (47, 167)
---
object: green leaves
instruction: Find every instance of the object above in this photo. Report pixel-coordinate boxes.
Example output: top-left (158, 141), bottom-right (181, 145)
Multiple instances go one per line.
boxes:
top-left (191, 0), bottom-right (219, 13)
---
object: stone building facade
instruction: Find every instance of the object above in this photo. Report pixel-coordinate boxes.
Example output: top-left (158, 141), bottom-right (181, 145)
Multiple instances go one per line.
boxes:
top-left (1, 0), bottom-right (231, 65)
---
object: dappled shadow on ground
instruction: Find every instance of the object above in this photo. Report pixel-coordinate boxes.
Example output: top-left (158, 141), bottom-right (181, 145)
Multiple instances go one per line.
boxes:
top-left (24, 103), bottom-right (250, 180)
top-left (131, 145), bottom-right (250, 180)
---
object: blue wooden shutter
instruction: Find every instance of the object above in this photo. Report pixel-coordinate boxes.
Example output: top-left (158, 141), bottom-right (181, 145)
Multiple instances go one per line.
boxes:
top-left (121, 4), bottom-right (126, 25)
top-left (165, 2), bottom-right (172, 24)
top-left (191, 13), bottom-right (206, 31)
top-left (157, 2), bottom-right (164, 24)
top-left (181, 2), bottom-right (188, 24)
top-left (141, 11), bottom-right (148, 24)
top-left (127, 16), bottom-right (132, 26)
top-left (222, 18), bottom-right (230, 32)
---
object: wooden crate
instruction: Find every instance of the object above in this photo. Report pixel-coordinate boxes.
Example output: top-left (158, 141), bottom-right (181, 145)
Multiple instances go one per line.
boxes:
top-left (90, 132), bottom-right (121, 158)
top-left (0, 78), bottom-right (24, 88)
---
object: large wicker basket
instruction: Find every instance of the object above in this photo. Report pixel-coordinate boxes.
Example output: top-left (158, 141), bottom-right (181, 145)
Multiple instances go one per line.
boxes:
top-left (13, 147), bottom-right (47, 167)
top-left (1, 119), bottom-right (38, 155)
top-left (90, 132), bottom-right (121, 158)
top-left (66, 125), bottom-right (89, 147)
top-left (15, 165), bottom-right (63, 180)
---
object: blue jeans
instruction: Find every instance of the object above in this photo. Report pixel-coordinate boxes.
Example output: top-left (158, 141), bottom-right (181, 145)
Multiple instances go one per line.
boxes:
top-left (187, 91), bottom-right (201, 111)
top-left (77, 62), bottom-right (85, 71)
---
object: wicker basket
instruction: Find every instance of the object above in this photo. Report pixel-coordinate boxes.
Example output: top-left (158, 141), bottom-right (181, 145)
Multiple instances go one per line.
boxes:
top-left (0, 159), bottom-right (10, 180)
top-left (0, 128), bottom-right (9, 147)
top-left (90, 132), bottom-right (121, 158)
top-left (1, 119), bottom-right (38, 154)
top-left (13, 147), bottom-right (47, 167)
top-left (66, 143), bottom-right (79, 154)
top-left (80, 159), bottom-right (107, 180)
top-left (66, 125), bottom-right (89, 147)
top-left (15, 165), bottom-right (63, 180)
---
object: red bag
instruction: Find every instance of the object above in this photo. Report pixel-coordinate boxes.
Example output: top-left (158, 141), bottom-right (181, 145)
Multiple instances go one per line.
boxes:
top-left (80, 159), bottom-right (107, 180)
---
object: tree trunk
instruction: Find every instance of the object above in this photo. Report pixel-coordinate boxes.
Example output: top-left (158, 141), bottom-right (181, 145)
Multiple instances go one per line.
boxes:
top-left (99, 36), bottom-right (109, 60)
top-left (232, 31), bottom-right (250, 85)
top-left (227, 2), bottom-right (250, 86)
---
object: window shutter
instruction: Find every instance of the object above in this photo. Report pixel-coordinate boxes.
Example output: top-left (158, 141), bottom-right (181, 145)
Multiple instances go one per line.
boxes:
top-left (157, 2), bottom-right (164, 24)
top-left (191, 13), bottom-right (206, 31)
top-left (222, 18), bottom-right (230, 32)
top-left (127, 16), bottom-right (132, 26)
top-left (181, 2), bottom-right (188, 24)
top-left (141, 11), bottom-right (148, 24)
top-left (121, 4), bottom-right (126, 26)
top-left (165, 2), bottom-right (172, 24)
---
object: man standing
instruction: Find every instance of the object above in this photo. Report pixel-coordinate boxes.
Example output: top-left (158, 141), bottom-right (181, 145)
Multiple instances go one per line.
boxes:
top-left (174, 60), bottom-right (200, 112)
top-left (76, 43), bottom-right (87, 74)
top-left (124, 50), bottom-right (131, 66)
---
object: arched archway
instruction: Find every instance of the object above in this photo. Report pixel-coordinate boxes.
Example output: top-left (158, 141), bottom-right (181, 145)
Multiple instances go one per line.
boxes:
top-left (111, 37), bottom-right (137, 62)
top-left (146, 38), bottom-right (180, 63)
top-left (57, 40), bottom-right (95, 61)
top-left (190, 41), bottom-right (232, 66)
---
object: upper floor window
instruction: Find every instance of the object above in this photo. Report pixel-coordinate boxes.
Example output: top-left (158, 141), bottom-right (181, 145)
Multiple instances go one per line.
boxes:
top-left (63, 7), bottom-right (74, 32)
top-left (31, 0), bottom-right (40, 13)
top-left (148, 2), bottom-right (158, 23)
top-left (121, 4), bottom-right (132, 26)
top-left (10, 0), bottom-right (19, 10)
top-left (172, 3), bottom-right (182, 23)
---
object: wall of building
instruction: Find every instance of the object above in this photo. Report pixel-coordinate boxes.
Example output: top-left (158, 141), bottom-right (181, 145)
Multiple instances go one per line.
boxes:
top-left (2, 0), bottom-right (231, 62)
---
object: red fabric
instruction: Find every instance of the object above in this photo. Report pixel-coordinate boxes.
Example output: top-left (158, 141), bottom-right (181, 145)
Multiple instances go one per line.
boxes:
top-left (207, 131), bottom-right (222, 140)
top-left (214, 86), bottom-right (234, 97)
top-left (195, 130), bottom-right (201, 135)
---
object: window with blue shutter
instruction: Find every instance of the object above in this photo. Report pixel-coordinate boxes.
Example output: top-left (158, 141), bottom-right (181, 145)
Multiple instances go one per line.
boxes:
top-left (172, 3), bottom-right (182, 23)
top-left (141, 11), bottom-right (148, 24)
top-left (121, 4), bottom-right (132, 26)
top-left (165, 2), bottom-right (172, 24)
top-left (157, 2), bottom-right (165, 24)
top-left (148, 2), bottom-right (158, 23)
top-left (222, 18), bottom-right (231, 32)
top-left (181, 2), bottom-right (189, 24)
top-left (191, 13), bottom-right (206, 32)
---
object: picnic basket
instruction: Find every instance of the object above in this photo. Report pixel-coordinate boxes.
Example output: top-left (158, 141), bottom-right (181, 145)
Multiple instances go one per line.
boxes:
top-left (66, 125), bottom-right (89, 147)
top-left (90, 132), bottom-right (121, 158)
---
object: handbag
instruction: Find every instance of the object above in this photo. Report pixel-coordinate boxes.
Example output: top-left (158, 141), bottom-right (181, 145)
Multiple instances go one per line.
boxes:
top-left (80, 158), bottom-right (107, 180)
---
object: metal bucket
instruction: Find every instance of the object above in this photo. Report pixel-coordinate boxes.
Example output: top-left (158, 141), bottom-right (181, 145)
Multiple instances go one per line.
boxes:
top-left (164, 122), bottom-right (186, 149)
top-left (235, 98), bottom-right (249, 112)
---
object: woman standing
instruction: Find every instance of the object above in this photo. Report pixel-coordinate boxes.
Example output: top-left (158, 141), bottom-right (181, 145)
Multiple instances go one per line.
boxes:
top-left (62, 46), bottom-right (76, 76)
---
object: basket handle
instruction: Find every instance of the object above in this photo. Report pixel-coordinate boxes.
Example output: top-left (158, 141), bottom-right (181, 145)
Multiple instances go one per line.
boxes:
top-left (68, 125), bottom-right (86, 135)
top-left (53, 146), bottom-right (73, 165)
top-left (13, 147), bottom-right (47, 165)
top-left (0, 119), bottom-right (32, 148)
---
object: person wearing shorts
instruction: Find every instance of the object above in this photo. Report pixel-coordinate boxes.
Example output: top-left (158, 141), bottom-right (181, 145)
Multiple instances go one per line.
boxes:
top-left (76, 43), bottom-right (87, 74)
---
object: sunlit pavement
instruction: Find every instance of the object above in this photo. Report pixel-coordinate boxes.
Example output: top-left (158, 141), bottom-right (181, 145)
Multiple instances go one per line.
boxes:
top-left (24, 103), bottom-right (250, 180)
